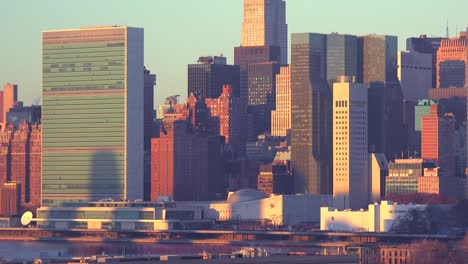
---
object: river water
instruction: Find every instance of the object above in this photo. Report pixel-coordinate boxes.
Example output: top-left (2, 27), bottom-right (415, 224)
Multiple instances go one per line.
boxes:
top-left (0, 241), bottom-right (322, 261)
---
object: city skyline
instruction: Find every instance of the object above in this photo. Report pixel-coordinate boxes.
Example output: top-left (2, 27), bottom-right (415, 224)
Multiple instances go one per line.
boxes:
top-left (1, 0), bottom-right (467, 108)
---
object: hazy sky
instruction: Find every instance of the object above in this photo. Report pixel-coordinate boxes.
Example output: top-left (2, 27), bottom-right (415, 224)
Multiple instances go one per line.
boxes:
top-left (0, 0), bottom-right (467, 107)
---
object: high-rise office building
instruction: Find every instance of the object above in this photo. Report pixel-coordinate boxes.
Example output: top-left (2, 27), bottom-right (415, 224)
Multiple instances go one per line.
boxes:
top-left (271, 65), bottom-right (291, 136)
top-left (415, 100), bottom-right (437, 132)
top-left (407, 35), bottom-right (446, 88)
top-left (187, 56), bottom-right (240, 100)
top-left (144, 68), bottom-right (156, 150)
top-left (143, 67), bottom-right (156, 201)
top-left (326, 33), bottom-right (357, 82)
top-left (234, 46), bottom-right (281, 106)
top-left (0, 83), bottom-right (18, 124)
top-left (429, 87), bottom-right (468, 176)
top-left (332, 77), bottom-right (368, 209)
top-left (421, 104), bottom-right (456, 177)
top-left (42, 26), bottom-right (144, 206)
top-left (247, 61), bottom-right (282, 138)
top-left (357, 35), bottom-right (398, 84)
top-left (241, 0), bottom-right (288, 64)
top-left (206, 85), bottom-right (246, 154)
top-left (291, 33), bottom-right (332, 195)
top-left (358, 35), bottom-right (406, 159)
top-left (436, 32), bottom-right (467, 88)
top-left (398, 51), bottom-right (432, 101)
top-left (413, 99), bottom-right (437, 153)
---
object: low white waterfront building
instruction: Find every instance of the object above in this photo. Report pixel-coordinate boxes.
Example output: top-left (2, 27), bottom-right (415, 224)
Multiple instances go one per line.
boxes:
top-left (320, 201), bottom-right (428, 232)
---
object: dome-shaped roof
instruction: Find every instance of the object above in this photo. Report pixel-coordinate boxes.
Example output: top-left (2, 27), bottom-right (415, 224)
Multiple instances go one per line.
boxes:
top-left (226, 189), bottom-right (267, 203)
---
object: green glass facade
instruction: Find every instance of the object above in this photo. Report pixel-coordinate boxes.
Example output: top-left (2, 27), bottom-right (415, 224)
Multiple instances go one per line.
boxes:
top-left (415, 99), bottom-right (437, 132)
top-left (42, 27), bottom-right (144, 206)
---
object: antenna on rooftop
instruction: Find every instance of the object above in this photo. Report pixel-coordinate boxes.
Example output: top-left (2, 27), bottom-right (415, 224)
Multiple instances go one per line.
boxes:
top-left (446, 19), bottom-right (449, 38)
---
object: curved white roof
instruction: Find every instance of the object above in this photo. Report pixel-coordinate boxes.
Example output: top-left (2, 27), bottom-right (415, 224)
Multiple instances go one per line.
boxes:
top-left (226, 189), bottom-right (268, 203)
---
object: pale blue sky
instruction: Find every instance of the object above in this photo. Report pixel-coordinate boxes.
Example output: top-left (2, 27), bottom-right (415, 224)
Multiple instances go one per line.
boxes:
top-left (0, 0), bottom-right (467, 107)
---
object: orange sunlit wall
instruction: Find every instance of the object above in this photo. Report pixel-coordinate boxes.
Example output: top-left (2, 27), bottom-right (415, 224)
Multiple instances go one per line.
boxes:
top-left (1, 83), bottom-right (18, 124)
top-left (421, 104), bottom-right (439, 160)
top-left (151, 121), bottom-right (175, 201)
top-left (436, 32), bottom-right (467, 88)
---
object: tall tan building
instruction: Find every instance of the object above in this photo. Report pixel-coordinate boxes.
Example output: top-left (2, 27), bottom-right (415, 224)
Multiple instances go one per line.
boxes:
top-left (271, 65), bottom-right (290, 136)
top-left (332, 77), bottom-right (368, 209)
top-left (241, 0), bottom-right (288, 64)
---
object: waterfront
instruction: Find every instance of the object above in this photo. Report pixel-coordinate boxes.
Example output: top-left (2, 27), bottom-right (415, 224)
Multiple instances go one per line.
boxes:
top-left (0, 241), bottom-right (322, 261)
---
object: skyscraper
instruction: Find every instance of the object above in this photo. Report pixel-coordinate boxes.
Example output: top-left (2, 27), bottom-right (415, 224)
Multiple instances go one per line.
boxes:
top-left (436, 32), bottom-right (467, 88)
top-left (42, 26), bottom-right (144, 206)
top-left (247, 61), bottom-right (282, 137)
top-left (187, 56), bottom-right (240, 100)
top-left (271, 65), bottom-right (291, 136)
top-left (291, 33), bottom-right (332, 195)
top-left (326, 33), bottom-right (358, 82)
top-left (421, 104), bottom-right (456, 177)
top-left (332, 77), bottom-right (368, 209)
top-left (397, 51), bottom-right (432, 101)
top-left (143, 67), bottom-right (156, 201)
top-left (234, 46), bottom-right (281, 104)
top-left (241, 0), bottom-right (288, 64)
top-left (407, 35), bottom-right (446, 88)
top-left (358, 35), bottom-right (406, 159)
top-left (0, 83), bottom-right (18, 124)
top-left (357, 35), bottom-right (398, 84)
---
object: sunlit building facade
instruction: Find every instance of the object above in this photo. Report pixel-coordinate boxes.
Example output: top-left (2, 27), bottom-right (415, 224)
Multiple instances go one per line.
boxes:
top-left (241, 0), bottom-right (288, 64)
top-left (385, 159), bottom-right (423, 195)
top-left (271, 65), bottom-right (290, 136)
top-left (41, 26), bottom-right (144, 206)
top-left (436, 32), bottom-right (467, 88)
top-left (206, 85), bottom-right (246, 154)
top-left (332, 78), bottom-right (368, 209)
top-left (421, 104), bottom-right (456, 177)
top-left (0, 83), bottom-right (18, 124)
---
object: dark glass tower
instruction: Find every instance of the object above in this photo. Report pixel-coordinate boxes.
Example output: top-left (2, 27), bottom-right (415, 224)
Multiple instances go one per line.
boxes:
top-left (326, 33), bottom-right (357, 82)
top-left (407, 35), bottom-right (446, 88)
top-left (358, 35), bottom-right (407, 160)
top-left (357, 35), bottom-right (398, 84)
top-left (247, 62), bottom-right (282, 137)
top-left (187, 56), bottom-right (240, 100)
top-left (234, 46), bottom-right (281, 104)
top-left (290, 33), bottom-right (332, 195)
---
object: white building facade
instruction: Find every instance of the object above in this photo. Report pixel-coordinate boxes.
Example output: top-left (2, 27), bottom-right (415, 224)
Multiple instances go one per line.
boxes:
top-left (320, 201), bottom-right (427, 232)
